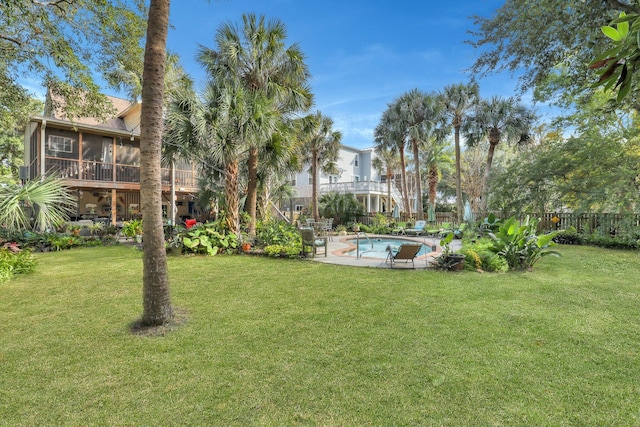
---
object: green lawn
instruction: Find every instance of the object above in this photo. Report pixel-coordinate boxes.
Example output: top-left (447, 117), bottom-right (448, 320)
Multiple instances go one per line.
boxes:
top-left (2, 245), bottom-right (640, 426)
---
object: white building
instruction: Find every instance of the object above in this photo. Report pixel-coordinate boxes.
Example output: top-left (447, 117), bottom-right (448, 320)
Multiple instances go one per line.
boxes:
top-left (284, 144), bottom-right (404, 215)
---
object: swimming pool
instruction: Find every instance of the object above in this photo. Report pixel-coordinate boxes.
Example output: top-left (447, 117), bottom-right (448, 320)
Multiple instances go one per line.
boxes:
top-left (343, 237), bottom-right (433, 259)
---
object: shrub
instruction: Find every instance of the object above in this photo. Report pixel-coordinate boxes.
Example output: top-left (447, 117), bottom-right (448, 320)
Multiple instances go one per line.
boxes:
top-left (256, 219), bottom-right (300, 247)
top-left (461, 239), bottom-right (509, 273)
top-left (488, 216), bottom-right (560, 270)
top-left (263, 244), bottom-right (302, 258)
top-left (182, 222), bottom-right (238, 255)
top-left (0, 247), bottom-right (36, 284)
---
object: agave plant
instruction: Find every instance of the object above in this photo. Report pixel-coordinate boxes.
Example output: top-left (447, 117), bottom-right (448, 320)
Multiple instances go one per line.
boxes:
top-left (0, 175), bottom-right (76, 233)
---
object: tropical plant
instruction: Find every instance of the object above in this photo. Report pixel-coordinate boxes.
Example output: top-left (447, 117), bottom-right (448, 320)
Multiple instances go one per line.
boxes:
top-left (372, 144), bottom-right (400, 214)
top-left (299, 112), bottom-right (342, 221)
top-left (182, 223), bottom-right (238, 256)
top-left (397, 89), bottom-right (445, 220)
top-left (318, 192), bottom-right (364, 226)
top-left (121, 219), bottom-right (143, 238)
top-left (0, 175), bottom-right (76, 233)
top-left (463, 96), bottom-right (535, 212)
top-left (442, 82), bottom-right (480, 223)
top-left (487, 216), bottom-right (560, 270)
top-left (375, 100), bottom-right (411, 217)
top-left (256, 218), bottom-right (301, 247)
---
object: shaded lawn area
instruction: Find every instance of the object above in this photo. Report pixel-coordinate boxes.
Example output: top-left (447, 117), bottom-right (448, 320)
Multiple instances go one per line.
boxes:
top-left (2, 245), bottom-right (640, 426)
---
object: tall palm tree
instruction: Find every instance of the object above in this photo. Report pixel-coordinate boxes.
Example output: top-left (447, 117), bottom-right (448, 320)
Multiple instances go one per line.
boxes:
top-left (441, 82), bottom-right (479, 223)
top-left (397, 89), bottom-right (444, 220)
top-left (372, 144), bottom-right (400, 214)
top-left (464, 96), bottom-right (535, 212)
top-left (198, 14), bottom-right (312, 235)
top-left (374, 101), bottom-right (411, 217)
top-left (301, 112), bottom-right (342, 221)
top-left (140, 0), bottom-right (172, 326)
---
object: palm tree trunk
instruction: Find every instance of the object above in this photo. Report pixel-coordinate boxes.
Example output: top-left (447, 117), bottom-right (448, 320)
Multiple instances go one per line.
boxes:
top-left (482, 139), bottom-right (498, 214)
top-left (311, 149), bottom-right (319, 221)
top-left (411, 138), bottom-right (424, 220)
top-left (428, 164), bottom-right (438, 207)
top-left (454, 125), bottom-right (463, 224)
top-left (140, 0), bottom-right (172, 327)
top-left (398, 143), bottom-right (412, 217)
top-left (386, 168), bottom-right (392, 214)
top-left (225, 157), bottom-right (240, 234)
top-left (246, 145), bottom-right (258, 236)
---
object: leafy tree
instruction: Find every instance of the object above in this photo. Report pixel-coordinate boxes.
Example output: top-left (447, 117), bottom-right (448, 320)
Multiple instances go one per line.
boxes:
top-left (0, 0), bottom-right (146, 119)
top-left (468, 0), bottom-right (640, 109)
top-left (441, 82), bottom-right (479, 223)
top-left (140, 0), bottom-right (172, 327)
top-left (319, 192), bottom-right (364, 225)
top-left (463, 96), bottom-right (535, 212)
top-left (300, 112), bottom-right (342, 221)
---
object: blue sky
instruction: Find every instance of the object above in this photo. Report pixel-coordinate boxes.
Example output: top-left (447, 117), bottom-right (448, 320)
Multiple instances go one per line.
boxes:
top-left (167, 0), bottom-right (529, 149)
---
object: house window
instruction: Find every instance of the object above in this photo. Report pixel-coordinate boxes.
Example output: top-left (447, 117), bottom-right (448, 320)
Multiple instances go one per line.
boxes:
top-left (354, 175), bottom-right (360, 182)
top-left (295, 205), bottom-right (303, 212)
top-left (48, 135), bottom-right (73, 153)
top-left (289, 176), bottom-right (296, 186)
top-left (354, 155), bottom-right (359, 167)
top-left (308, 176), bottom-right (313, 185)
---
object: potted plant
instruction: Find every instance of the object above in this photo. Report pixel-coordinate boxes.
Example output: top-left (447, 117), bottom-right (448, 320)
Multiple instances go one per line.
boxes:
top-left (436, 232), bottom-right (465, 271)
top-left (240, 233), bottom-right (253, 252)
top-left (336, 224), bottom-right (347, 236)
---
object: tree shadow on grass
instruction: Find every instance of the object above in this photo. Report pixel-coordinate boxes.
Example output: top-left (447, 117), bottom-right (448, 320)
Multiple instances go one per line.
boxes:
top-left (129, 307), bottom-right (188, 337)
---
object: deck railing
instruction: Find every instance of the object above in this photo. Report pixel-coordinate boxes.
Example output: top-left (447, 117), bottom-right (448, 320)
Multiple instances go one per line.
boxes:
top-left (45, 157), bottom-right (197, 187)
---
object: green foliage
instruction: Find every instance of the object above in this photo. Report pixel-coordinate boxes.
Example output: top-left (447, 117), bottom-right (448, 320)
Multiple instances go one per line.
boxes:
top-left (263, 244), bottom-right (302, 258)
top-left (488, 216), bottom-right (560, 270)
top-left (256, 219), bottom-right (301, 247)
top-left (121, 219), bottom-right (143, 238)
top-left (318, 192), bottom-right (364, 226)
top-left (367, 213), bottom-right (392, 234)
top-left (48, 235), bottom-right (83, 251)
top-left (460, 239), bottom-right (509, 272)
top-left (181, 223), bottom-right (238, 256)
top-left (0, 175), bottom-right (76, 233)
top-left (0, 247), bottom-right (35, 284)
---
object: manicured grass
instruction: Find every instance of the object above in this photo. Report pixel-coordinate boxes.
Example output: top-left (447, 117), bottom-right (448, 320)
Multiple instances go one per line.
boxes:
top-left (2, 245), bottom-right (640, 426)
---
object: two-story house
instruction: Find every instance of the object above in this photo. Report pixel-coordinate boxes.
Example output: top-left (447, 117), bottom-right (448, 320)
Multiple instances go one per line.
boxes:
top-left (285, 144), bottom-right (404, 216)
top-left (23, 91), bottom-right (201, 225)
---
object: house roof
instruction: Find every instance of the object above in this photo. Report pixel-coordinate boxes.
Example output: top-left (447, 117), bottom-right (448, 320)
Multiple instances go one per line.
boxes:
top-left (43, 89), bottom-right (141, 134)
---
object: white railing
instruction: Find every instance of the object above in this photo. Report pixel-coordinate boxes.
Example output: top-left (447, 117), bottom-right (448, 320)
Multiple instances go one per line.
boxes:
top-left (319, 181), bottom-right (386, 194)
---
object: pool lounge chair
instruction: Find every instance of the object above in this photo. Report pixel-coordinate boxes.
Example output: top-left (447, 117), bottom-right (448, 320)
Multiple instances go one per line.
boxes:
top-left (386, 243), bottom-right (423, 269)
top-left (405, 220), bottom-right (426, 236)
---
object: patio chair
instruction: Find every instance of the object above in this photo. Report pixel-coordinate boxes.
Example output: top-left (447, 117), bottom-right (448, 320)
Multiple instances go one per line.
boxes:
top-left (301, 228), bottom-right (328, 257)
top-left (405, 220), bottom-right (427, 236)
top-left (391, 222), bottom-right (407, 235)
top-left (385, 243), bottom-right (423, 269)
top-left (321, 218), bottom-right (334, 241)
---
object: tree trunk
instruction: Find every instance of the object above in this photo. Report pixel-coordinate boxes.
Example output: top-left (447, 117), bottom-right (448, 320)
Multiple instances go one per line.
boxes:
top-left (428, 164), bottom-right (438, 207)
top-left (311, 148), bottom-right (319, 221)
top-left (386, 167), bottom-right (392, 213)
top-left (140, 0), bottom-right (172, 326)
top-left (482, 135), bottom-right (499, 214)
top-left (454, 124), bottom-right (463, 224)
top-left (225, 157), bottom-right (240, 234)
top-left (398, 143), bottom-right (412, 217)
top-left (411, 138), bottom-right (424, 220)
top-left (245, 145), bottom-right (258, 236)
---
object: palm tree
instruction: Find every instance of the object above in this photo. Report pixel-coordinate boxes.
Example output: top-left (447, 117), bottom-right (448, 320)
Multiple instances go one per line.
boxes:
top-left (397, 89), bottom-right (445, 220)
top-left (374, 101), bottom-right (411, 217)
top-left (301, 112), bottom-right (342, 221)
top-left (372, 143), bottom-right (400, 214)
top-left (0, 175), bottom-right (75, 232)
top-left (442, 82), bottom-right (479, 223)
top-left (463, 96), bottom-right (535, 212)
top-left (140, 0), bottom-right (172, 326)
top-left (198, 14), bottom-right (312, 236)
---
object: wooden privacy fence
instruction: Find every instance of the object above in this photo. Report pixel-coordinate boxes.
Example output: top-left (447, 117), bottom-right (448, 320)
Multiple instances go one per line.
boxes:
top-left (363, 211), bottom-right (640, 237)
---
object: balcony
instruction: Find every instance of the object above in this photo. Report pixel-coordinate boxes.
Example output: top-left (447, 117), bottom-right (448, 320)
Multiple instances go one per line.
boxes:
top-left (44, 157), bottom-right (198, 188)
top-left (319, 181), bottom-right (386, 194)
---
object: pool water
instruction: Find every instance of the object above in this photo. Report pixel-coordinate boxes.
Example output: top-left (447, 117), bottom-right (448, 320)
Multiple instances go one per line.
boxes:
top-left (344, 237), bottom-right (432, 259)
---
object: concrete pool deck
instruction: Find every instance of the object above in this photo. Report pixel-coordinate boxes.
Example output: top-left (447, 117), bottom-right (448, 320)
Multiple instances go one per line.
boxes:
top-left (309, 233), bottom-right (463, 269)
